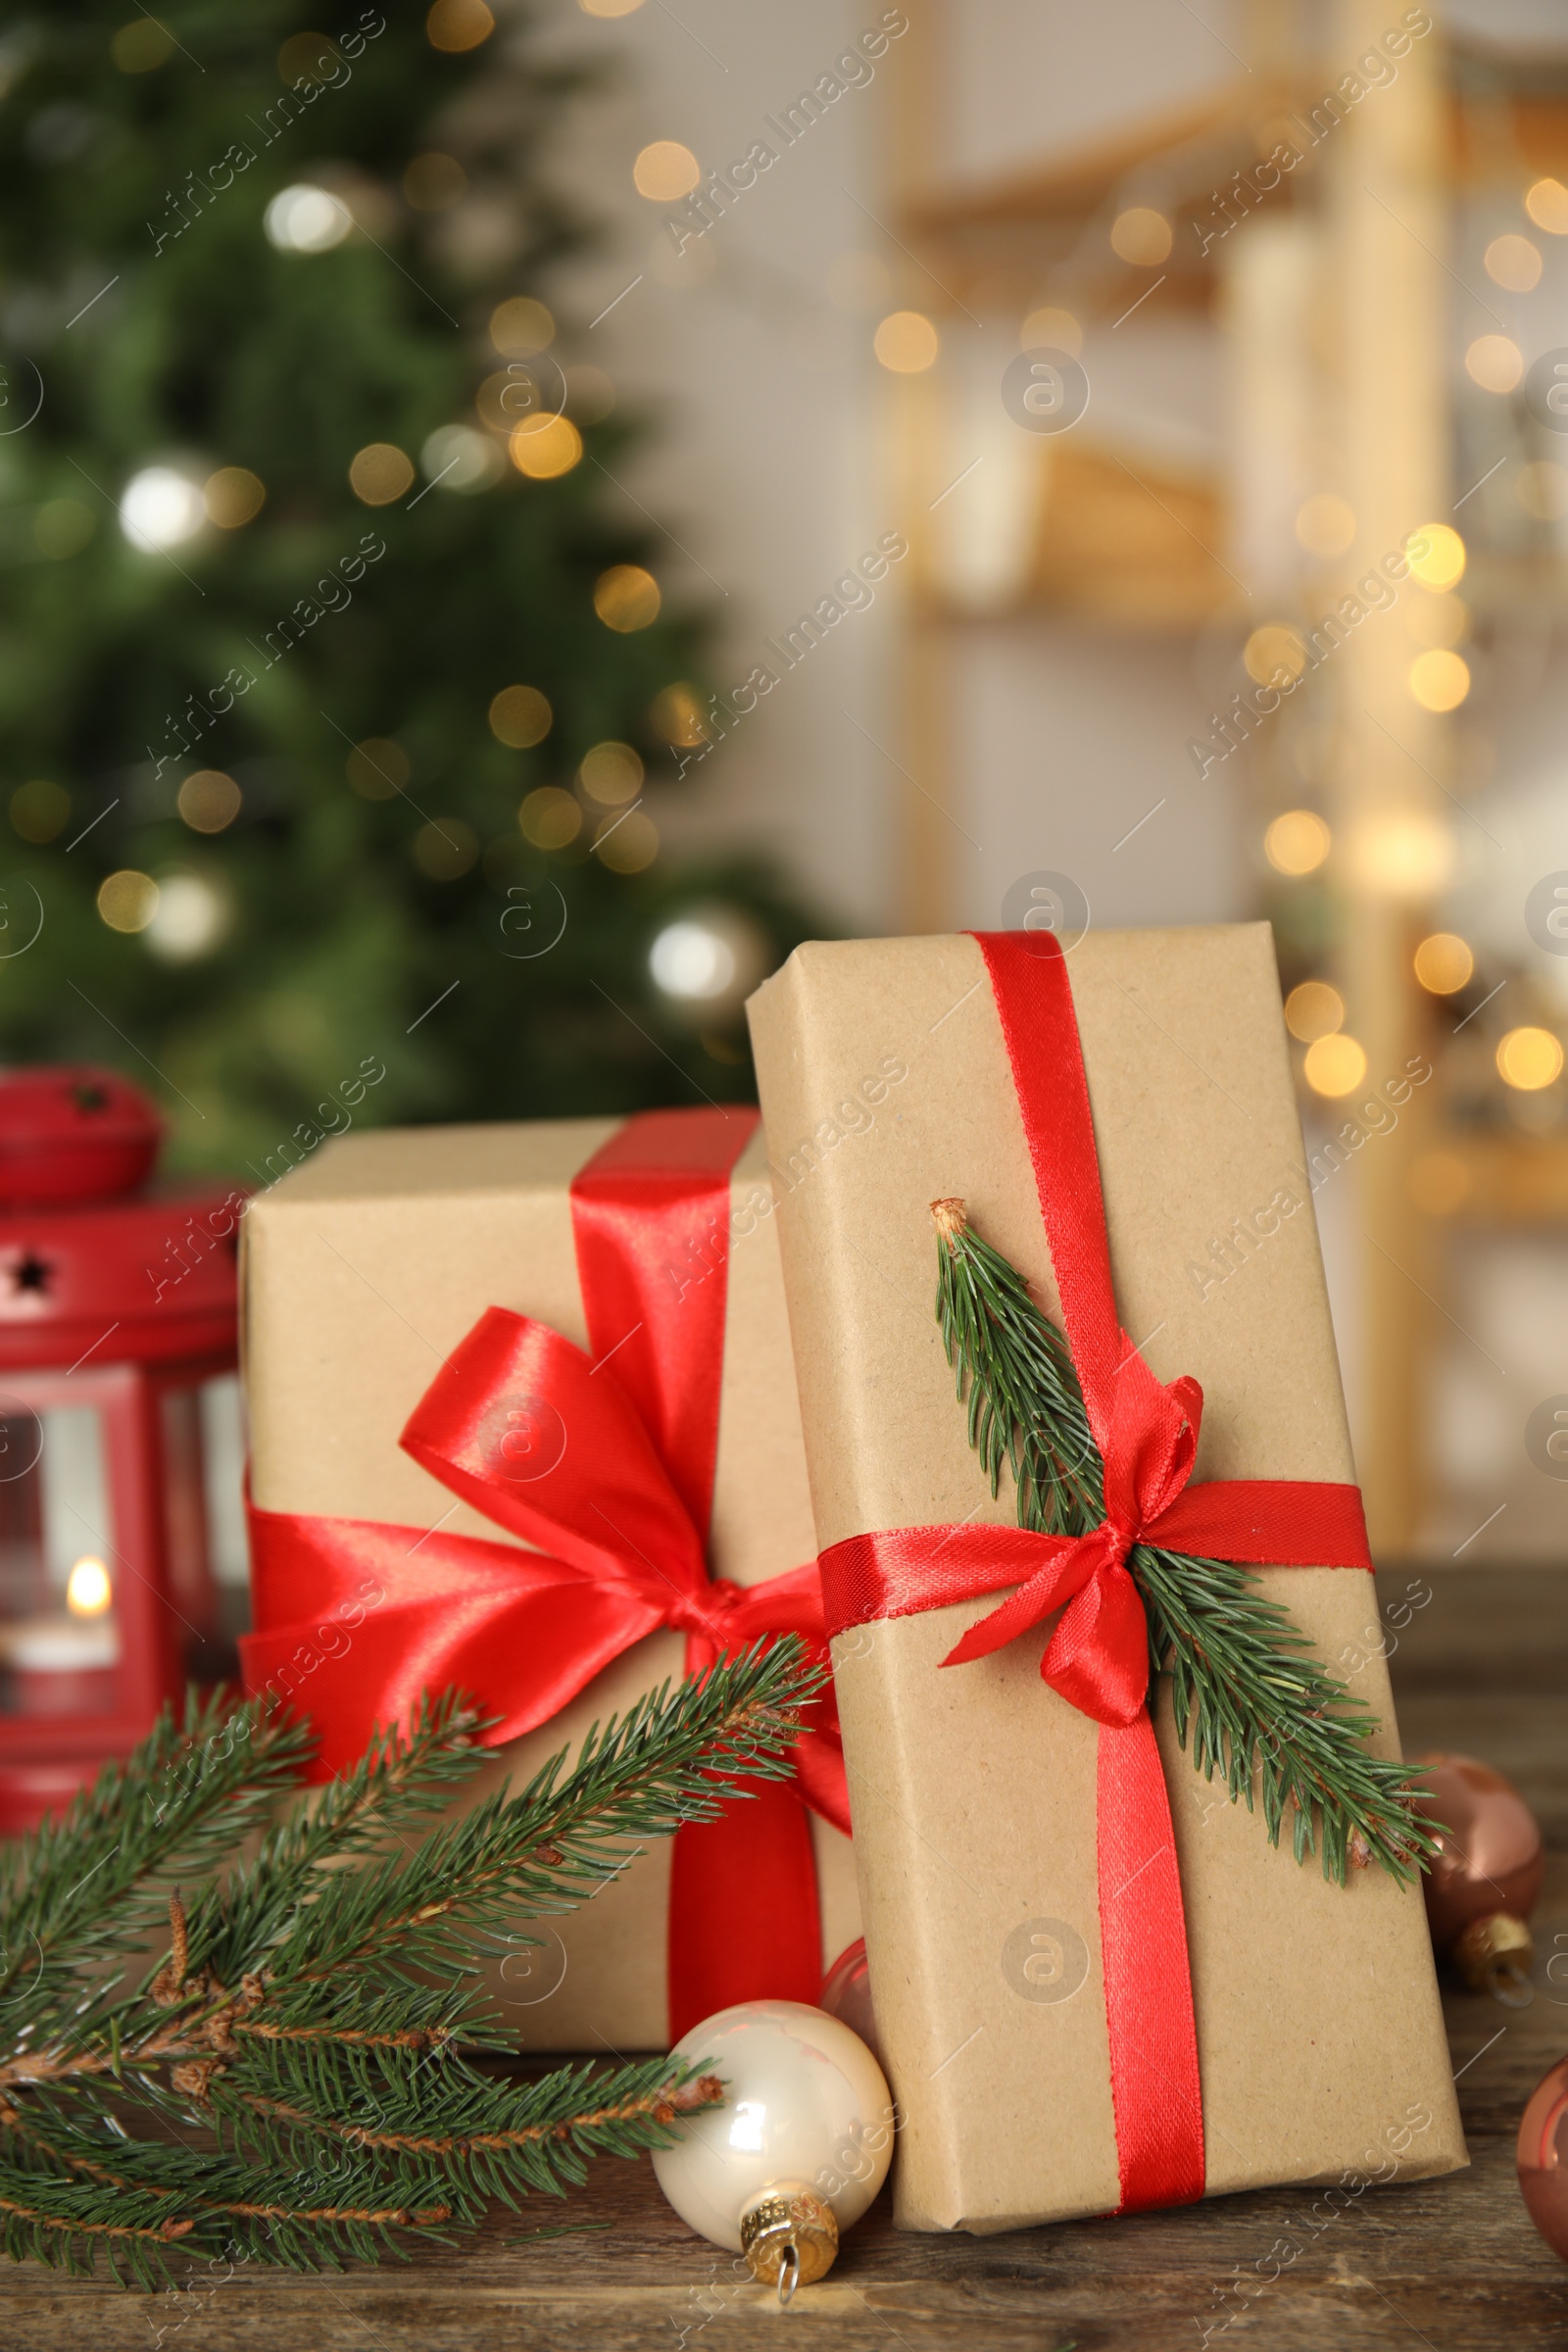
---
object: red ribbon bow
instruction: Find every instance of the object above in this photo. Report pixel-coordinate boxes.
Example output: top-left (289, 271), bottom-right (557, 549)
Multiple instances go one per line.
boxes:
top-left (242, 1108), bottom-right (848, 2042)
top-left (819, 934), bottom-right (1373, 2216)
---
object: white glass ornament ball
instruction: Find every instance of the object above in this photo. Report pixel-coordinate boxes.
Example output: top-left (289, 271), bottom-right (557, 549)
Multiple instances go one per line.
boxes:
top-left (652, 1999), bottom-right (894, 2255)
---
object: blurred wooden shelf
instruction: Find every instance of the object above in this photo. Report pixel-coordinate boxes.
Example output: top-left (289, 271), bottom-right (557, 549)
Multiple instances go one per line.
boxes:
top-left (899, 58), bottom-right (1568, 318)
top-left (1418, 1131), bottom-right (1568, 1226)
top-left (916, 438), bottom-right (1238, 632)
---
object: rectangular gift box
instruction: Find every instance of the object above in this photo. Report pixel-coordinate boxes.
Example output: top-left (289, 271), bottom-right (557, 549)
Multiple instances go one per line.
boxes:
top-left (240, 1112), bottom-right (860, 2051)
top-left (747, 924), bottom-right (1466, 2232)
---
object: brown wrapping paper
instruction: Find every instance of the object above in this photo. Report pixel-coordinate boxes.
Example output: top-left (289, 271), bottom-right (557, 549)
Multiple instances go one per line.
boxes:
top-left (747, 925), bottom-right (1465, 2231)
top-left (243, 1116), bottom-right (860, 2050)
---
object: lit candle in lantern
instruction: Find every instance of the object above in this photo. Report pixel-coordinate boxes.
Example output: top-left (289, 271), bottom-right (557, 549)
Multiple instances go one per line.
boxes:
top-left (0, 1555), bottom-right (120, 1717)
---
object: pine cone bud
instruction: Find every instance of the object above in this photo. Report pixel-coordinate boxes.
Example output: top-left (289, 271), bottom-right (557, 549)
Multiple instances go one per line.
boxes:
top-left (930, 1198), bottom-right (968, 1244)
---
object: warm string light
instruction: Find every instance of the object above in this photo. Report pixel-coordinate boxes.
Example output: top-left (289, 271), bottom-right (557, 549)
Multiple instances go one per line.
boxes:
top-left (1413, 934), bottom-right (1474, 995)
top-left (1497, 1028), bottom-right (1564, 1092)
top-left (1264, 810), bottom-right (1330, 877)
top-left (873, 312), bottom-right (938, 372)
top-left (1303, 1034), bottom-right (1367, 1098)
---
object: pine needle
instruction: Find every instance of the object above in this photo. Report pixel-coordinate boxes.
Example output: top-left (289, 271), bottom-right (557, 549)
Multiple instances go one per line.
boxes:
top-left (933, 1204), bottom-right (1436, 1887)
top-left (0, 1642), bottom-right (819, 2284)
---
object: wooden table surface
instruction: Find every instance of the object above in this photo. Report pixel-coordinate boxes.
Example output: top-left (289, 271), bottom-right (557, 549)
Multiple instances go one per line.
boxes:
top-left (7, 1564), bottom-right (1568, 2350)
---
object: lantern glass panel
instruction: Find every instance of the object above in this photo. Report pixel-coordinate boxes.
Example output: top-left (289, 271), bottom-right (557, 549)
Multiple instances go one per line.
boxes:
top-left (0, 1403), bottom-right (119, 1718)
top-left (158, 1373), bottom-right (249, 1657)
top-left (200, 1373), bottom-right (251, 1627)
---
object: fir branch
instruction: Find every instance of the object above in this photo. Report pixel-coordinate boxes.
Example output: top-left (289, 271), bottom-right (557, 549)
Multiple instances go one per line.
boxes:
top-left (0, 1641), bottom-right (820, 2284)
top-left (933, 1201), bottom-right (1436, 1886)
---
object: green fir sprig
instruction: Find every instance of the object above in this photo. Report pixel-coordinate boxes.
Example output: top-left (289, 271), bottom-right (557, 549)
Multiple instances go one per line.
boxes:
top-left (0, 1642), bottom-right (819, 2287)
top-left (931, 1200), bottom-right (1436, 1887)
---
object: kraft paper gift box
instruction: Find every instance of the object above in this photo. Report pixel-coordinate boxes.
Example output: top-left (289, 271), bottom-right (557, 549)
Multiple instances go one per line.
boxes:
top-left (239, 1109), bottom-right (859, 2051)
top-left (746, 923), bottom-right (1465, 2232)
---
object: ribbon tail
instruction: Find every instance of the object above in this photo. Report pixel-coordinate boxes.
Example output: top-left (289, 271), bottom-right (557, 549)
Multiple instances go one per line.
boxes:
top-left (1097, 1714), bottom-right (1205, 2214)
top-left (667, 1779), bottom-right (822, 2041)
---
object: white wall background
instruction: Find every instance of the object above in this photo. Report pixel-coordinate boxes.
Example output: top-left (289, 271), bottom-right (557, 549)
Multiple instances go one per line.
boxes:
top-left (539, 0), bottom-right (901, 929)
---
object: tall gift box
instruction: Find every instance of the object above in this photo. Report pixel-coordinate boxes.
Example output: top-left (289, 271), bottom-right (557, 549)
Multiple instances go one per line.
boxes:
top-left (239, 1108), bottom-right (859, 2049)
top-left (747, 924), bottom-right (1465, 2230)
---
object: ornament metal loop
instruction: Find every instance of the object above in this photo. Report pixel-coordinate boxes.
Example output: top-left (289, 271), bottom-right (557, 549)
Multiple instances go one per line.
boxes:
top-left (739, 2184), bottom-right (838, 2293)
top-left (1453, 1911), bottom-right (1535, 2001)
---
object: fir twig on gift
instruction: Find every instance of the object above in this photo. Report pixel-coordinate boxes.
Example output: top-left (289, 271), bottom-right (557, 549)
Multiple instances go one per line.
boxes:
top-left (0, 1642), bottom-right (817, 2286)
top-left (932, 1200), bottom-right (1437, 1886)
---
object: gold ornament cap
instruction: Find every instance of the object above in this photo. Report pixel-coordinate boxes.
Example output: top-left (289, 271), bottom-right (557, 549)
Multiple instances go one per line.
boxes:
top-left (739, 2184), bottom-right (838, 2295)
top-left (1452, 1910), bottom-right (1534, 1996)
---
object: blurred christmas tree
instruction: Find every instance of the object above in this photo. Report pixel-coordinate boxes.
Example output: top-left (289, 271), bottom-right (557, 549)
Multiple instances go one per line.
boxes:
top-left (0, 0), bottom-right (808, 1173)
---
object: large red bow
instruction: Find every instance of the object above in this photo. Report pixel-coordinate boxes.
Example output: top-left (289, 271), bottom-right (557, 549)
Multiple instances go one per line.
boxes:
top-left (243, 1109), bottom-right (848, 2042)
top-left (819, 934), bottom-right (1373, 2217)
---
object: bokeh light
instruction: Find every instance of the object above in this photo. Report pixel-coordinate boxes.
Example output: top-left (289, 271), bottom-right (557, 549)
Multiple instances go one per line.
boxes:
top-left (427, 0), bottom-right (495, 52)
top-left (509, 415), bottom-right (582, 478)
top-left (1408, 649), bottom-right (1471, 711)
top-left (1405, 524), bottom-right (1466, 589)
top-left (595, 808), bottom-right (659, 872)
top-left (489, 685), bottom-right (553, 748)
top-left (1285, 980), bottom-right (1345, 1043)
top-left (650, 920), bottom-right (736, 1000)
top-left (349, 443), bottom-right (416, 504)
top-left (97, 870), bottom-right (159, 934)
top-left (594, 564), bottom-right (661, 631)
top-left (264, 184), bottom-right (351, 253)
top-left (1264, 809), bottom-right (1331, 876)
top-left (1496, 1027), bottom-right (1564, 1091)
top-left (579, 742), bottom-right (644, 806)
top-left (177, 770), bottom-right (242, 834)
top-left (1525, 177), bottom-right (1568, 234)
top-left (634, 141), bottom-right (701, 200)
top-left (203, 466), bottom-right (266, 527)
top-left (10, 781), bottom-right (70, 844)
top-left (1109, 208), bottom-right (1171, 265)
top-left (519, 786), bottom-right (582, 849)
top-left (121, 466), bottom-right (205, 550)
top-left (1303, 1033), bottom-right (1368, 1097)
top-left (491, 297), bottom-right (556, 354)
top-left (1245, 624), bottom-right (1307, 685)
top-left (874, 311), bottom-right (939, 372)
top-left (1413, 933), bottom-right (1474, 994)
top-left (651, 682), bottom-right (709, 747)
top-left (1019, 306), bottom-right (1083, 356)
top-left (421, 422), bottom-right (503, 491)
top-left (146, 872), bottom-right (229, 961)
top-left (1485, 233), bottom-right (1542, 291)
top-left (1465, 335), bottom-right (1524, 394)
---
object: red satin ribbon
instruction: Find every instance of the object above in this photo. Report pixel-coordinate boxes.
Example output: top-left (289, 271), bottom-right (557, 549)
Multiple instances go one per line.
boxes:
top-left (241, 1106), bottom-right (848, 2043)
top-left (818, 933), bottom-right (1373, 2217)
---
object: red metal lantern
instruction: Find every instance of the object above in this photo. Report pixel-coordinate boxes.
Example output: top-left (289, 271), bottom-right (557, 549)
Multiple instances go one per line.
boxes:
top-left (0, 1067), bottom-right (241, 1832)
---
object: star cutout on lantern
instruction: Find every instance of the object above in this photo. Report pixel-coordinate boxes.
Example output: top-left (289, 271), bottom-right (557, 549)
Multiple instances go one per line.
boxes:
top-left (9, 1251), bottom-right (52, 1296)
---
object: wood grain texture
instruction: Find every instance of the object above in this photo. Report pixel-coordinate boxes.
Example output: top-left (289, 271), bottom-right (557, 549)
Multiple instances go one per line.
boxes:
top-left (5, 1566), bottom-right (1568, 2349)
